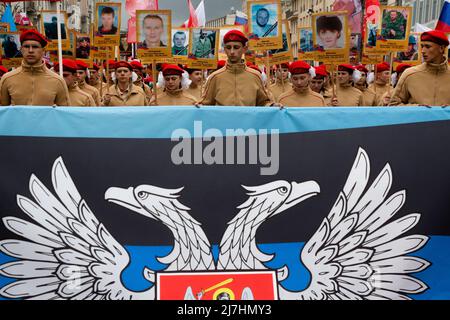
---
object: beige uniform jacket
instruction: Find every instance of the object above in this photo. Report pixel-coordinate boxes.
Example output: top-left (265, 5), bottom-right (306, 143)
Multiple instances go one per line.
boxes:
top-left (278, 87), bottom-right (326, 107)
top-left (200, 62), bottom-right (272, 106)
top-left (390, 58), bottom-right (450, 106)
top-left (151, 89), bottom-right (197, 106)
top-left (103, 84), bottom-right (147, 106)
top-left (0, 61), bottom-right (70, 106)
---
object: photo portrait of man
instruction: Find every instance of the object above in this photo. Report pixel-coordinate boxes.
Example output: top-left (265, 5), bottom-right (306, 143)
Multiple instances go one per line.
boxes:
top-left (316, 15), bottom-right (344, 49)
top-left (138, 14), bottom-right (167, 49)
top-left (381, 10), bottom-right (407, 40)
top-left (97, 6), bottom-right (118, 36)
top-left (76, 36), bottom-right (90, 59)
top-left (172, 31), bottom-right (188, 56)
top-left (397, 34), bottom-right (419, 61)
top-left (44, 15), bottom-right (67, 40)
top-left (251, 5), bottom-right (278, 38)
top-left (193, 29), bottom-right (215, 59)
top-left (300, 29), bottom-right (314, 52)
top-left (1, 35), bottom-right (22, 58)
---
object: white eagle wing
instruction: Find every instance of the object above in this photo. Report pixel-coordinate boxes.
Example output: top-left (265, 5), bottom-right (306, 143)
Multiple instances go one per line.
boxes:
top-left (279, 148), bottom-right (430, 300)
top-left (0, 157), bottom-right (155, 300)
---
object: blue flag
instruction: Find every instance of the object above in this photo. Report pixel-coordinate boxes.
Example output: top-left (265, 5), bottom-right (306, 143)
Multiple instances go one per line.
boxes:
top-left (0, 4), bottom-right (17, 32)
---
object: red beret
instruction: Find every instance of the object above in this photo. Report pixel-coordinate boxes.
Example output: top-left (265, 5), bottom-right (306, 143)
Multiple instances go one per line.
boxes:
top-left (89, 63), bottom-right (100, 71)
top-left (103, 59), bottom-right (117, 69)
top-left (280, 63), bottom-right (290, 69)
top-left (338, 64), bottom-right (355, 74)
top-left (115, 61), bottom-right (133, 71)
top-left (217, 60), bottom-right (226, 69)
top-left (314, 66), bottom-right (327, 78)
top-left (376, 62), bottom-right (390, 73)
top-left (421, 30), bottom-right (449, 47)
top-left (162, 64), bottom-right (184, 76)
top-left (75, 60), bottom-right (89, 70)
top-left (355, 65), bottom-right (368, 74)
top-left (317, 64), bottom-right (329, 75)
top-left (54, 59), bottom-right (78, 74)
top-left (20, 29), bottom-right (48, 47)
top-left (396, 63), bottom-right (412, 74)
top-left (0, 65), bottom-right (8, 74)
top-left (130, 60), bottom-right (144, 70)
top-left (289, 61), bottom-right (311, 75)
top-left (223, 30), bottom-right (248, 45)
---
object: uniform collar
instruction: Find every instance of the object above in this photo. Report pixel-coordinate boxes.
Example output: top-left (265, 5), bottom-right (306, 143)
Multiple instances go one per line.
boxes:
top-left (68, 82), bottom-right (79, 91)
top-left (21, 60), bottom-right (46, 73)
top-left (293, 86), bottom-right (310, 94)
top-left (426, 56), bottom-right (449, 74)
top-left (226, 61), bottom-right (246, 74)
top-left (165, 88), bottom-right (184, 96)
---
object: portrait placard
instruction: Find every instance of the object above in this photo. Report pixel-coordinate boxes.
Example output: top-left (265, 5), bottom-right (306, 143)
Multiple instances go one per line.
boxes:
top-left (0, 32), bottom-right (22, 69)
top-left (247, 0), bottom-right (283, 51)
top-left (298, 27), bottom-right (317, 61)
top-left (376, 6), bottom-right (412, 52)
top-left (136, 10), bottom-right (172, 62)
top-left (94, 2), bottom-right (122, 47)
top-left (40, 11), bottom-right (70, 51)
top-left (395, 32), bottom-right (420, 64)
top-left (361, 53), bottom-right (384, 65)
top-left (74, 33), bottom-right (92, 66)
top-left (188, 28), bottom-right (219, 69)
top-left (312, 11), bottom-right (350, 63)
top-left (268, 21), bottom-right (293, 65)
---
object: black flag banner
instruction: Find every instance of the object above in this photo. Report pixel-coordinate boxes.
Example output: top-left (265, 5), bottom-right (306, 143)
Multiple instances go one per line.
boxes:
top-left (0, 106), bottom-right (449, 301)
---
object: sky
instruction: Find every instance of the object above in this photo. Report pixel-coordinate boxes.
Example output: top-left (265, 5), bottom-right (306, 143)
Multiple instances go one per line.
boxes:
top-left (156, 0), bottom-right (242, 25)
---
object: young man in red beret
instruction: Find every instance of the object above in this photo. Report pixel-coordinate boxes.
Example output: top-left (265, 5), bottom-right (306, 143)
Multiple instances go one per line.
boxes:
top-left (55, 59), bottom-right (96, 107)
top-left (354, 65), bottom-right (376, 106)
top-left (103, 61), bottom-right (146, 106)
top-left (277, 61), bottom-right (325, 107)
top-left (390, 30), bottom-right (450, 106)
top-left (328, 64), bottom-right (363, 106)
top-left (269, 63), bottom-right (291, 102)
top-left (0, 29), bottom-right (70, 106)
top-left (368, 62), bottom-right (393, 106)
top-left (150, 64), bottom-right (197, 106)
top-left (75, 60), bottom-right (100, 106)
top-left (198, 30), bottom-right (274, 106)
top-left (88, 63), bottom-right (109, 94)
top-left (130, 60), bottom-right (152, 103)
top-left (310, 66), bottom-right (327, 96)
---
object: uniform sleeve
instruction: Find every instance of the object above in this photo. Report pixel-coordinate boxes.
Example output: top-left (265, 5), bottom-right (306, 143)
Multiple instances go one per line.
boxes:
top-left (92, 88), bottom-right (101, 106)
top-left (55, 79), bottom-right (71, 106)
top-left (0, 76), bottom-right (11, 106)
top-left (199, 76), bottom-right (216, 106)
top-left (87, 94), bottom-right (96, 107)
top-left (389, 73), bottom-right (414, 106)
top-left (256, 81), bottom-right (273, 107)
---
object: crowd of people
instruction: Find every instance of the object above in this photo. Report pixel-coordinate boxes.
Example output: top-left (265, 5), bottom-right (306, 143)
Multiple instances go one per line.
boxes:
top-left (0, 28), bottom-right (449, 108)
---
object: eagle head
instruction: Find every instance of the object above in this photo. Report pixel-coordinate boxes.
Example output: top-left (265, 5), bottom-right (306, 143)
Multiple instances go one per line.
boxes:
top-left (239, 180), bottom-right (320, 218)
top-left (104, 185), bottom-right (189, 220)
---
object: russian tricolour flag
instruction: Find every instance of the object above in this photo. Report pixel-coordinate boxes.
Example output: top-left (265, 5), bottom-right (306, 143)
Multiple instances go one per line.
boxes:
top-left (436, 0), bottom-right (450, 32)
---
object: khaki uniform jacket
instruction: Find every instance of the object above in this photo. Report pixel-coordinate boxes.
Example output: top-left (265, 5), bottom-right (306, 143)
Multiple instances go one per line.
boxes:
top-left (151, 89), bottom-right (197, 106)
top-left (355, 85), bottom-right (377, 106)
top-left (390, 58), bottom-right (450, 106)
top-left (269, 80), bottom-right (292, 103)
top-left (326, 84), bottom-right (364, 106)
top-left (185, 85), bottom-right (202, 102)
top-left (278, 87), bottom-right (326, 107)
top-left (78, 81), bottom-right (101, 106)
top-left (91, 81), bottom-right (109, 97)
top-left (0, 61), bottom-right (70, 106)
top-left (368, 81), bottom-right (393, 106)
top-left (68, 83), bottom-right (96, 107)
top-left (200, 62), bottom-right (272, 106)
top-left (134, 77), bottom-right (153, 104)
top-left (103, 84), bottom-right (147, 106)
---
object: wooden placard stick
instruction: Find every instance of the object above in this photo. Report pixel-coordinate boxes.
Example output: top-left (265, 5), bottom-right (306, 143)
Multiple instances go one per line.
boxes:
top-left (279, 64), bottom-right (285, 93)
top-left (106, 50), bottom-right (110, 94)
top-left (388, 51), bottom-right (395, 96)
top-left (152, 60), bottom-right (158, 105)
